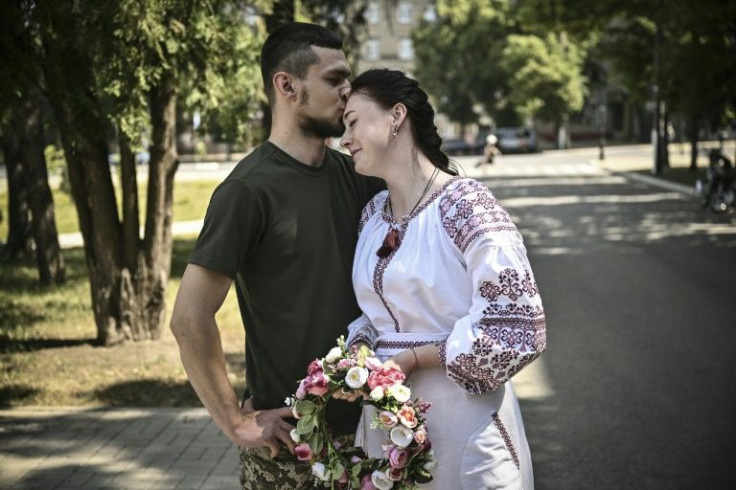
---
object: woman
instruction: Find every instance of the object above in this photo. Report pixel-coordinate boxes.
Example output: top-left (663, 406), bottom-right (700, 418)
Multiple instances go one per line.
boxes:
top-left (341, 69), bottom-right (547, 489)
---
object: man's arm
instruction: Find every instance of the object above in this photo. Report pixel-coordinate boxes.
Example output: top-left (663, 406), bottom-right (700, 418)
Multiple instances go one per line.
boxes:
top-left (170, 264), bottom-right (295, 457)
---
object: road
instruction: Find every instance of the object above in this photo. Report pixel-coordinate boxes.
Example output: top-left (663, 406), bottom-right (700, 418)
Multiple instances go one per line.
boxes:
top-left (452, 151), bottom-right (736, 489)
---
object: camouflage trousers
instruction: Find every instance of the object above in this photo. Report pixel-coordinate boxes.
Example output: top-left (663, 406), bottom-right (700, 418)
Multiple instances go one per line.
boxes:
top-left (239, 434), bottom-right (354, 490)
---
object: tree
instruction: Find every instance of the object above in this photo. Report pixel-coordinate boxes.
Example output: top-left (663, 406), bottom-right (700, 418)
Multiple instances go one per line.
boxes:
top-left (518, 0), bottom-right (736, 168)
top-left (20, 0), bottom-right (264, 345)
top-left (0, 2), bottom-right (65, 284)
top-left (501, 32), bottom-right (587, 148)
top-left (413, 0), bottom-right (513, 129)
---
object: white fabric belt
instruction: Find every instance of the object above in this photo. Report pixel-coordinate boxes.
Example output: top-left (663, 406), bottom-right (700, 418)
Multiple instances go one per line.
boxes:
top-left (374, 332), bottom-right (448, 357)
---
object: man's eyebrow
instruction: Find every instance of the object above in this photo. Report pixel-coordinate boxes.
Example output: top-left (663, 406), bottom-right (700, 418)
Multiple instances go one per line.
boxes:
top-left (326, 66), bottom-right (351, 78)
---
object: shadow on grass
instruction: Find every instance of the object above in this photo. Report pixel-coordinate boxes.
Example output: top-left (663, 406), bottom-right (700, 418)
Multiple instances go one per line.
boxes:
top-left (0, 336), bottom-right (94, 353)
top-left (91, 379), bottom-right (202, 407)
top-left (0, 385), bottom-right (41, 407)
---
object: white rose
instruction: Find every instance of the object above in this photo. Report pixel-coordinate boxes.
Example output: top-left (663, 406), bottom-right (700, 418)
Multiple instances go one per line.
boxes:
top-left (390, 425), bottom-right (414, 448)
top-left (388, 384), bottom-right (411, 403)
top-left (370, 386), bottom-right (385, 401)
top-left (325, 347), bottom-right (343, 364)
top-left (312, 462), bottom-right (331, 481)
top-left (371, 469), bottom-right (394, 490)
top-left (289, 428), bottom-right (300, 443)
top-left (345, 367), bottom-right (369, 389)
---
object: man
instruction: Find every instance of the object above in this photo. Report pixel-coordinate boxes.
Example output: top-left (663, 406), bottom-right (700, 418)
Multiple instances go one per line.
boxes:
top-left (170, 22), bottom-right (382, 489)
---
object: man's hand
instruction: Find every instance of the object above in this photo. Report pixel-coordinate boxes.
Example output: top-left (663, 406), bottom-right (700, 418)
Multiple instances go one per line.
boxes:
top-left (230, 403), bottom-right (296, 458)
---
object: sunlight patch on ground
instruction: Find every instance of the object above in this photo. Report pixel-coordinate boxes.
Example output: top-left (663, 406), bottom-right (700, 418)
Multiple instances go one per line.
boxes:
top-left (503, 192), bottom-right (686, 207)
top-left (513, 356), bottom-right (554, 400)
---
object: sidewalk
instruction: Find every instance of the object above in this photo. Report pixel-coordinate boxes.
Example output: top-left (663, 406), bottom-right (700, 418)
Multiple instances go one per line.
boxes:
top-left (0, 407), bottom-right (240, 490)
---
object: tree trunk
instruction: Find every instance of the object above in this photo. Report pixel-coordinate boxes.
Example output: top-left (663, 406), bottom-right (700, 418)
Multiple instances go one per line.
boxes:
top-left (36, 0), bottom-right (179, 345)
top-left (1, 135), bottom-right (33, 259)
top-left (116, 77), bottom-right (179, 342)
top-left (662, 106), bottom-right (670, 169)
top-left (687, 116), bottom-right (699, 171)
top-left (20, 88), bottom-right (65, 285)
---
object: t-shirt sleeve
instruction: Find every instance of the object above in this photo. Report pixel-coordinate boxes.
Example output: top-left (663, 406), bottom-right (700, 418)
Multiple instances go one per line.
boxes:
top-left (188, 179), bottom-right (265, 279)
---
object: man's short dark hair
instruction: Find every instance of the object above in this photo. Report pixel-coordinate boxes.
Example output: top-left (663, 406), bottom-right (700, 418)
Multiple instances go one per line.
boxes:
top-left (261, 22), bottom-right (343, 105)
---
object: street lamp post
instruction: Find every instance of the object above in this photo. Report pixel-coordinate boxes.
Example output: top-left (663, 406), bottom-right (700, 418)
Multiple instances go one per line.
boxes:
top-left (598, 86), bottom-right (607, 161)
top-left (652, 0), bottom-right (665, 175)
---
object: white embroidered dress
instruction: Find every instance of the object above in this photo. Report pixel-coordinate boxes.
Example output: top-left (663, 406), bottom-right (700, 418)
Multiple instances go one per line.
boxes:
top-left (347, 177), bottom-right (546, 490)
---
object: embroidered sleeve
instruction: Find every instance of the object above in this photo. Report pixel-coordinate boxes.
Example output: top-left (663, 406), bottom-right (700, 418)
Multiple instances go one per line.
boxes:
top-left (346, 314), bottom-right (379, 350)
top-left (438, 179), bottom-right (547, 395)
top-left (358, 191), bottom-right (387, 234)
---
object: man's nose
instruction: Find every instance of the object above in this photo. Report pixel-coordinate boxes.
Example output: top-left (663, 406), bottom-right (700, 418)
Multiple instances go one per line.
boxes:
top-left (339, 83), bottom-right (351, 101)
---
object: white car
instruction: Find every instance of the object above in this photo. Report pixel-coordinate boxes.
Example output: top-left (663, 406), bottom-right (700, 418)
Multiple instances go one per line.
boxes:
top-left (495, 127), bottom-right (537, 153)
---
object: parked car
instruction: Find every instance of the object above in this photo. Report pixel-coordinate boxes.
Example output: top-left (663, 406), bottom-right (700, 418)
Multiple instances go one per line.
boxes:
top-left (441, 138), bottom-right (476, 155)
top-left (495, 127), bottom-right (537, 153)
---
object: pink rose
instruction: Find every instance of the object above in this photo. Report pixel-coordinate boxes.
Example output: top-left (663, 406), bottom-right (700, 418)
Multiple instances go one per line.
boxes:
top-left (388, 466), bottom-right (405, 481)
top-left (360, 474), bottom-right (377, 490)
top-left (413, 428), bottom-right (427, 444)
top-left (337, 358), bottom-right (355, 370)
top-left (307, 359), bottom-right (322, 375)
top-left (397, 405), bottom-right (417, 428)
top-left (389, 446), bottom-right (409, 469)
top-left (296, 379), bottom-right (307, 400)
top-left (294, 443), bottom-right (313, 461)
top-left (379, 410), bottom-right (398, 428)
top-left (415, 400), bottom-right (432, 414)
top-left (367, 367), bottom-right (405, 391)
top-left (305, 371), bottom-right (330, 396)
top-left (337, 468), bottom-right (349, 484)
top-left (364, 357), bottom-right (382, 371)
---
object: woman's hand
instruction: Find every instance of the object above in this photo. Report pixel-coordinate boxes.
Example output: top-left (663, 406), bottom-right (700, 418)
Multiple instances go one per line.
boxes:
top-left (385, 348), bottom-right (419, 378)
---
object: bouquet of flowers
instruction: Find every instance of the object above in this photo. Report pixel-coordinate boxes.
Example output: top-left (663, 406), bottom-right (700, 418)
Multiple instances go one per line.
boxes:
top-left (287, 336), bottom-right (436, 489)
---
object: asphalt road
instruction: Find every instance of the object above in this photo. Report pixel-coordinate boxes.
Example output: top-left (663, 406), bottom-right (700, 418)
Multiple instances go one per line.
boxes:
top-left (467, 154), bottom-right (736, 489)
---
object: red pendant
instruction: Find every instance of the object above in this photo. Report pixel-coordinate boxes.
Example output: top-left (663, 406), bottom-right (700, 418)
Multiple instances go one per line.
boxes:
top-left (377, 227), bottom-right (401, 258)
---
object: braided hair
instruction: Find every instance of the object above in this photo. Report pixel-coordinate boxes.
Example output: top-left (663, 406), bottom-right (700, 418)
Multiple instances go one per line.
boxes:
top-left (350, 69), bottom-right (458, 176)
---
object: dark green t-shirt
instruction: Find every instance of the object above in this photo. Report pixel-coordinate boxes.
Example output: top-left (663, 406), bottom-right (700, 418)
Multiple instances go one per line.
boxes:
top-left (189, 141), bottom-right (382, 434)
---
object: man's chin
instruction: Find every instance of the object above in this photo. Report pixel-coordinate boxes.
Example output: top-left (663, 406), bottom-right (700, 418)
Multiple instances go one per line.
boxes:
top-left (301, 116), bottom-right (344, 139)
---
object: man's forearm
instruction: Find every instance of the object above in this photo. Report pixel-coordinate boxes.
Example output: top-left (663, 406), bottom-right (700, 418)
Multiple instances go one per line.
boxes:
top-left (174, 317), bottom-right (242, 443)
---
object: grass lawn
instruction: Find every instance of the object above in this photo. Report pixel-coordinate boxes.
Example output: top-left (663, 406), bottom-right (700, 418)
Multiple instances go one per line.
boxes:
top-left (0, 176), bottom-right (247, 408)
top-left (0, 177), bottom-right (220, 239)
top-left (0, 236), bottom-right (245, 408)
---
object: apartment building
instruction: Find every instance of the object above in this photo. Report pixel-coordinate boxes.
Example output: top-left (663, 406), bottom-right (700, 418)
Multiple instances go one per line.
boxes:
top-left (357, 0), bottom-right (435, 75)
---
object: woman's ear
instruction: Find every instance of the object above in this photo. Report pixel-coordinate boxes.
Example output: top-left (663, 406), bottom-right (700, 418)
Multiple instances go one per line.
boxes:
top-left (391, 103), bottom-right (408, 127)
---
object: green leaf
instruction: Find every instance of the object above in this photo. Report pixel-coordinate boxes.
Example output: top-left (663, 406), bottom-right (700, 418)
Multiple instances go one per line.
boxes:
top-left (296, 415), bottom-right (317, 435)
top-left (295, 400), bottom-right (316, 415)
top-left (309, 432), bottom-right (324, 455)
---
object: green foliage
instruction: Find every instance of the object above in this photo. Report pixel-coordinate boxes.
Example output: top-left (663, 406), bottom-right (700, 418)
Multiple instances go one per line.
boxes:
top-left (412, 0), bottom-right (588, 126)
top-left (501, 32), bottom-right (587, 123)
top-left (518, 0), bottom-right (736, 131)
top-left (413, 0), bottom-right (513, 126)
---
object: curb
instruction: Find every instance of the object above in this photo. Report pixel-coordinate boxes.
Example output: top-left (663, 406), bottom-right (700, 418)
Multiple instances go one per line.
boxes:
top-left (592, 160), bottom-right (697, 198)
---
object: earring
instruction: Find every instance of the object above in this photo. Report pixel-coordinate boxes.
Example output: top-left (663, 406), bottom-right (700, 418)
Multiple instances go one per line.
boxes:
top-left (391, 125), bottom-right (398, 137)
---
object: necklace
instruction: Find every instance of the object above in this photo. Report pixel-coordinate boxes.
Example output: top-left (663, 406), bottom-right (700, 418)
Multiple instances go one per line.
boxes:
top-left (377, 167), bottom-right (440, 258)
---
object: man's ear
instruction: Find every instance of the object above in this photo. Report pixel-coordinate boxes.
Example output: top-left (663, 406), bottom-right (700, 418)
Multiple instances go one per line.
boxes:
top-left (273, 72), bottom-right (297, 99)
